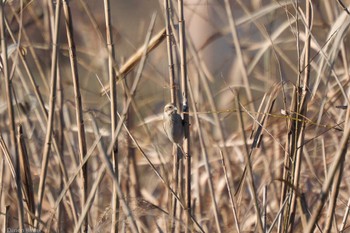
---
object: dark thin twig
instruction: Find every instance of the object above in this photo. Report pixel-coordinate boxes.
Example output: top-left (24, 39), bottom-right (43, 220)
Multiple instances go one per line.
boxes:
top-left (337, 0), bottom-right (350, 15)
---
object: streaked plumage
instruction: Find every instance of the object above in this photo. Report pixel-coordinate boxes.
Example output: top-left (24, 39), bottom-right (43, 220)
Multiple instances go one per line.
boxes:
top-left (163, 103), bottom-right (184, 144)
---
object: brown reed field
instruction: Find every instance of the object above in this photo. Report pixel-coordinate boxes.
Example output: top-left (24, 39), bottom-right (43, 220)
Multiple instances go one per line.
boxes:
top-left (0, 0), bottom-right (350, 232)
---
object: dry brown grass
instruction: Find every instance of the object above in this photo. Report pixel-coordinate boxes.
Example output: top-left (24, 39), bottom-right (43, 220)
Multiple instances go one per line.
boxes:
top-left (1, 0), bottom-right (350, 232)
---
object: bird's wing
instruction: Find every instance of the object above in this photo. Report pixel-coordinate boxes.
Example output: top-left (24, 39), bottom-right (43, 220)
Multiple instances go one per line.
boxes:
top-left (163, 116), bottom-right (170, 139)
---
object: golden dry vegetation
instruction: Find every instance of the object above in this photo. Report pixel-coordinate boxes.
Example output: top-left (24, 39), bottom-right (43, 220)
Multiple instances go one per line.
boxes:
top-left (0, 0), bottom-right (350, 232)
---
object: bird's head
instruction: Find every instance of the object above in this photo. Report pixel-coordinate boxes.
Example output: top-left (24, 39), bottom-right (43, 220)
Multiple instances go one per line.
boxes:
top-left (164, 103), bottom-right (178, 116)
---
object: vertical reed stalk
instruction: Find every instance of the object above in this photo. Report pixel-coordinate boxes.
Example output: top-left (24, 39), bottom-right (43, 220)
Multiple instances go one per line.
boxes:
top-left (62, 1), bottom-right (88, 231)
top-left (164, 0), bottom-right (176, 105)
top-left (89, 112), bottom-right (139, 233)
top-left (219, 149), bottom-right (240, 232)
top-left (263, 186), bottom-right (267, 232)
top-left (1, 2), bottom-right (23, 230)
top-left (278, 86), bottom-right (297, 233)
top-left (3, 205), bottom-right (9, 232)
top-left (163, 0), bottom-right (180, 231)
top-left (177, 0), bottom-right (191, 231)
top-left (56, 57), bottom-right (64, 232)
top-left (34, 0), bottom-right (61, 228)
top-left (340, 197), bottom-right (350, 232)
top-left (278, 1), bottom-right (301, 231)
top-left (105, 13), bottom-right (157, 233)
top-left (73, 167), bottom-right (106, 233)
top-left (5, 3), bottom-right (79, 226)
top-left (235, 93), bottom-right (263, 233)
top-left (188, 80), bottom-right (222, 233)
top-left (288, 1), bottom-right (312, 231)
top-left (8, 4), bottom-right (49, 91)
top-left (119, 112), bottom-right (204, 232)
top-left (324, 162), bottom-right (343, 233)
top-left (186, 30), bottom-right (238, 221)
top-left (0, 157), bottom-right (3, 221)
top-left (223, 0), bottom-right (254, 111)
top-left (305, 116), bottom-right (350, 232)
top-left (103, 0), bottom-right (119, 232)
top-left (17, 125), bottom-right (35, 226)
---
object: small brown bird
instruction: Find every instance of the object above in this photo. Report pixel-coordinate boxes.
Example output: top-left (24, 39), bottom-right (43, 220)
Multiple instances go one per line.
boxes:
top-left (163, 103), bottom-right (184, 157)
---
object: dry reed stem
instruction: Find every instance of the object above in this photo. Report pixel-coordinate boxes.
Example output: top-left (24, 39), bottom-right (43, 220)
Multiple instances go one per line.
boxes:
top-left (116, 109), bottom-right (204, 232)
top-left (278, 2), bottom-right (302, 231)
top-left (219, 149), bottom-right (240, 232)
top-left (269, 197), bottom-right (289, 233)
top-left (0, 137), bottom-right (36, 227)
top-left (235, 92), bottom-right (263, 233)
top-left (177, 1), bottom-right (191, 232)
top-left (163, 0), bottom-right (176, 105)
top-left (186, 26), bottom-right (238, 210)
top-left (101, 28), bottom-right (166, 94)
top-left (0, 135), bottom-right (17, 193)
top-left (0, 134), bottom-right (25, 230)
top-left (336, 0), bottom-right (350, 15)
top-left (309, 10), bottom-right (349, 101)
top-left (34, 0), bottom-right (61, 228)
top-left (340, 197), bottom-right (350, 232)
top-left (62, 1), bottom-right (89, 231)
top-left (51, 137), bottom-right (98, 214)
top-left (89, 126), bottom-right (139, 233)
top-left (3, 18), bottom-right (48, 133)
top-left (223, 0), bottom-right (254, 112)
top-left (73, 166), bottom-right (106, 233)
top-left (48, 125), bottom-right (139, 233)
top-left (105, 13), bottom-right (160, 233)
top-left (324, 162), bottom-right (343, 232)
top-left (2, 1), bottom-right (350, 232)
top-left (112, 77), bottom-right (167, 229)
top-left (163, 0), bottom-right (180, 231)
top-left (288, 2), bottom-right (312, 231)
top-left (188, 80), bottom-right (222, 233)
top-left (3, 205), bottom-right (9, 232)
top-left (8, 4), bottom-right (49, 91)
top-left (17, 125), bottom-right (35, 226)
top-left (55, 59), bottom-right (64, 232)
top-left (103, 0), bottom-right (119, 232)
top-left (88, 113), bottom-right (119, 229)
top-left (321, 25), bottom-right (350, 233)
top-left (263, 185), bottom-right (267, 232)
top-left (119, 15), bottom-right (160, 230)
top-left (106, 14), bottom-right (156, 158)
top-left (1, 1), bottom-right (23, 230)
top-left (0, 157), bottom-right (3, 222)
top-left (236, 83), bottom-right (280, 198)
top-left (278, 85), bottom-right (297, 233)
top-left (305, 112), bottom-right (350, 232)
top-left (170, 144), bottom-right (179, 233)
top-left (296, 193), bottom-right (309, 230)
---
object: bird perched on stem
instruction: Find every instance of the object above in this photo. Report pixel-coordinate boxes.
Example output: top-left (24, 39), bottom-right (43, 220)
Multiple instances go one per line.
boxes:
top-left (163, 103), bottom-right (185, 158)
